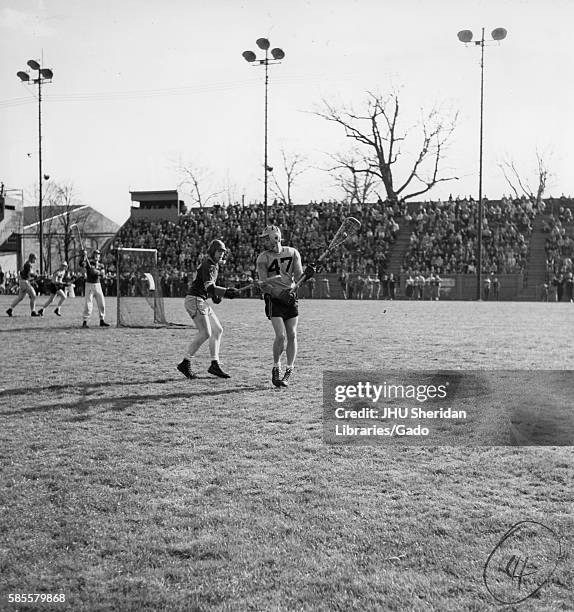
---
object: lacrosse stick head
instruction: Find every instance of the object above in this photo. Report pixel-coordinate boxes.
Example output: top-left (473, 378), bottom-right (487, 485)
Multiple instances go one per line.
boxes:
top-left (324, 217), bottom-right (361, 255)
top-left (70, 223), bottom-right (85, 250)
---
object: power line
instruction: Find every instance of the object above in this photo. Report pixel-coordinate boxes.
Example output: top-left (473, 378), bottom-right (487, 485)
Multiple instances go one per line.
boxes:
top-left (0, 70), bottom-right (359, 108)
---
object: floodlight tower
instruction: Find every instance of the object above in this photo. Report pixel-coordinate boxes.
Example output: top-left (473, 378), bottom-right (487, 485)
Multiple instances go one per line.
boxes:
top-left (17, 59), bottom-right (54, 275)
top-left (457, 27), bottom-right (507, 300)
top-left (242, 38), bottom-right (285, 225)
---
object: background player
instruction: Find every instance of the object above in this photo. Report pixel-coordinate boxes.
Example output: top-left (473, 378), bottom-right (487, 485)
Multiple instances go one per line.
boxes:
top-left (38, 261), bottom-right (69, 316)
top-left (177, 239), bottom-right (239, 380)
top-left (6, 253), bottom-right (39, 317)
top-left (81, 248), bottom-right (109, 327)
top-left (256, 226), bottom-right (314, 388)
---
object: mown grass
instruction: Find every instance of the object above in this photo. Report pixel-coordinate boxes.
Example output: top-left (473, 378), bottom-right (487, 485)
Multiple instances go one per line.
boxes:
top-left (0, 296), bottom-right (572, 611)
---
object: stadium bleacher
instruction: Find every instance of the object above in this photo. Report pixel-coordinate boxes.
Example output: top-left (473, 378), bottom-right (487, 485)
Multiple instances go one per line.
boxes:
top-left (34, 194), bottom-right (570, 301)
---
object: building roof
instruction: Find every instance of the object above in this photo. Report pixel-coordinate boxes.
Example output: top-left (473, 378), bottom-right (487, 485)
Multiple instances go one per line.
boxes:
top-left (130, 190), bottom-right (178, 203)
top-left (23, 205), bottom-right (86, 227)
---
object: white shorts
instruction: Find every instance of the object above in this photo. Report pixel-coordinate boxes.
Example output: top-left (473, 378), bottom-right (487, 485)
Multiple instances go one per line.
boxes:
top-left (184, 295), bottom-right (212, 319)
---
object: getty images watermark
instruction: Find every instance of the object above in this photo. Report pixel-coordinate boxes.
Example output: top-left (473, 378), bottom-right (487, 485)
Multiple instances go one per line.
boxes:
top-left (323, 371), bottom-right (574, 446)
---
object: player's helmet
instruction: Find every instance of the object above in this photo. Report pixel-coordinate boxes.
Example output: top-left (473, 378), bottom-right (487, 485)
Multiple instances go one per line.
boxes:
top-left (207, 239), bottom-right (228, 261)
top-left (260, 225), bottom-right (282, 253)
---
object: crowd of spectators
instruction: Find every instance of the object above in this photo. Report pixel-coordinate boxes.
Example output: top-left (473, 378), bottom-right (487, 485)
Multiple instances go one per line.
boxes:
top-left (6, 196), bottom-right (573, 301)
top-left (543, 202), bottom-right (574, 301)
top-left (544, 204), bottom-right (574, 276)
top-left (111, 198), bottom-right (401, 294)
top-left (401, 195), bottom-right (540, 277)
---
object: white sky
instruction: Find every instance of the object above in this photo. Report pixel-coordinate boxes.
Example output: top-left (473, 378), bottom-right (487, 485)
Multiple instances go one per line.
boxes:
top-left (1, 0), bottom-right (573, 225)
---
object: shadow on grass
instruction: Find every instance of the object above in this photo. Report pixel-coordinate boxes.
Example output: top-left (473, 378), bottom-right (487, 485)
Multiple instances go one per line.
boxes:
top-left (0, 324), bottom-right (110, 333)
top-left (0, 378), bottom-right (174, 397)
top-left (0, 324), bottom-right (192, 333)
top-left (1, 384), bottom-right (268, 417)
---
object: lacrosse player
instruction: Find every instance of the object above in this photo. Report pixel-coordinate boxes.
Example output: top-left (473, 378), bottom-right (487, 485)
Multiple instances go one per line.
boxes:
top-left (6, 253), bottom-right (39, 317)
top-left (37, 261), bottom-right (69, 316)
top-left (177, 239), bottom-right (239, 380)
top-left (81, 248), bottom-right (110, 327)
top-left (256, 225), bottom-right (315, 388)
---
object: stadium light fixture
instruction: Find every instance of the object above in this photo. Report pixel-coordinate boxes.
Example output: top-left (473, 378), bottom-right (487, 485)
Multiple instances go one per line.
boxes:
top-left (17, 58), bottom-right (54, 276)
top-left (242, 38), bottom-right (285, 225)
top-left (457, 27), bottom-right (507, 300)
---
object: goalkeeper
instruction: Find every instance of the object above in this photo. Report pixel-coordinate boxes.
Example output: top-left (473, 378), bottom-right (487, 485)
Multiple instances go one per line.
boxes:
top-left (177, 239), bottom-right (239, 380)
top-left (256, 225), bottom-right (315, 388)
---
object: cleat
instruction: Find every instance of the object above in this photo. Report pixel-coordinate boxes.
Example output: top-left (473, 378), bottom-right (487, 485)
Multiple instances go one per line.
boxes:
top-left (6, 308), bottom-right (13, 317)
top-left (37, 308), bottom-right (44, 317)
top-left (31, 311), bottom-right (39, 317)
top-left (208, 360), bottom-right (230, 379)
top-left (82, 321), bottom-right (88, 328)
top-left (177, 359), bottom-right (196, 380)
top-left (281, 367), bottom-right (294, 387)
top-left (99, 320), bottom-right (110, 327)
top-left (272, 366), bottom-right (287, 388)
top-left (54, 308), bottom-right (62, 317)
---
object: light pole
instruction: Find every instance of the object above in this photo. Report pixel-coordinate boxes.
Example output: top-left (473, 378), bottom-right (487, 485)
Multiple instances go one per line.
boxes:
top-left (17, 59), bottom-right (54, 276)
top-left (457, 27), bottom-right (507, 300)
top-left (242, 38), bottom-right (285, 225)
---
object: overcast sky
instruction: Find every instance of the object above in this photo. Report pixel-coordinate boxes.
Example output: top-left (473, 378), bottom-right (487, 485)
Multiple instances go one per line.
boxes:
top-left (1, 0), bottom-right (573, 225)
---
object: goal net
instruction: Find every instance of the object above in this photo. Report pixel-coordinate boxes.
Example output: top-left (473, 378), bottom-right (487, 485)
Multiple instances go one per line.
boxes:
top-left (115, 247), bottom-right (173, 328)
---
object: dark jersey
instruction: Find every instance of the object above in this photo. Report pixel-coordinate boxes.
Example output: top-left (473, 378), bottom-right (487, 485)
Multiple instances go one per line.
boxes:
top-left (83, 258), bottom-right (105, 284)
top-left (188, 257), bottom-right (219, 300)
top-left (20, 261), bottom-right (35, 280)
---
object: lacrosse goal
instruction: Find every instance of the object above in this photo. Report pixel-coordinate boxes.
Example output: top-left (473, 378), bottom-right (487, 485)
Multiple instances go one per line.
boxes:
top-left (115, 247), bottom-right (175, 328)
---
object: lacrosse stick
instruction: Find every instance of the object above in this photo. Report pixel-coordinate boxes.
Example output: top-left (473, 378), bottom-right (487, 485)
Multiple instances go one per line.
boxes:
top-left (70, 223), bottom-right (85, 251)
top-left (295, 216), bottom-right (361, 289)
top-left (235, 280), bottom-right (256, 293)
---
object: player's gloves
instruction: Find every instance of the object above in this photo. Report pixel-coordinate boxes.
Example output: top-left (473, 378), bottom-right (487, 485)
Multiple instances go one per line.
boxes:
top-left (212, 295), bottom-right (222, 304)
top-left (277, 288), bottom-right (297, 306)
top-left (304, 263), bottom-right (316, 279)
top-left (224, 287), bottom-right (239, 299)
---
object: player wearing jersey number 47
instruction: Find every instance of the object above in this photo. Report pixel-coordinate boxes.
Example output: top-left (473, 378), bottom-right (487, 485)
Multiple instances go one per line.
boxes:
top-left (256, 225), bottom-right (315, 388)
top-left (177, 239), bottom-right (239, 380)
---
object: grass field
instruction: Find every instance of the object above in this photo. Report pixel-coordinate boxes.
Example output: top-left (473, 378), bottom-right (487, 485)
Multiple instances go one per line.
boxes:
top-left (1, 295), bottom-right (573, 611)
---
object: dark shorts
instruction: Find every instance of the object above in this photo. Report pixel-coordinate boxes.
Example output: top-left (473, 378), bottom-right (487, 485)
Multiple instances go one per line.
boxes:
top-left (264, 294), bottom-right (299, 321)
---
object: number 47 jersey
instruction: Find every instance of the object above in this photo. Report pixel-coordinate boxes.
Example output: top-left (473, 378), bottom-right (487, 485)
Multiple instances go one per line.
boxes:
top-left (256, 246), bottom-right (303, 292)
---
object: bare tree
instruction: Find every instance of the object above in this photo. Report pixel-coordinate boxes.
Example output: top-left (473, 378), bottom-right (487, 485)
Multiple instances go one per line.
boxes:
top-left (269, 150), bottom-right (308, 205)
top-left (326, 149), bottom-right (380, 204)
top-left (26, 182), bottom-right (58, 273)
top-left (25, 181), bottom-right (90, 273)
top-left (176, 161), bottom-right (224, 209)
top-left (54, 183), bottom-right (90, 267)
top-left (499, 151), bottom-right (550, 207)
top-left (316, 91), bottom-right (459, 204)
top-left (222, 171), bottom-right (241, 207)
top-left (41, 181), bottom-right (90, 272)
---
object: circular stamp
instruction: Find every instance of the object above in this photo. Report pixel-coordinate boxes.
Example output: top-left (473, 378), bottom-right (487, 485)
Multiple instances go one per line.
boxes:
top-left (483, 520), bottom-right (562, 605)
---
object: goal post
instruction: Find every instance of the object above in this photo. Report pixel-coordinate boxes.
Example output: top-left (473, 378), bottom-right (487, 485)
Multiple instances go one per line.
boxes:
top-left (115, 247), bottom-right (170, 328)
